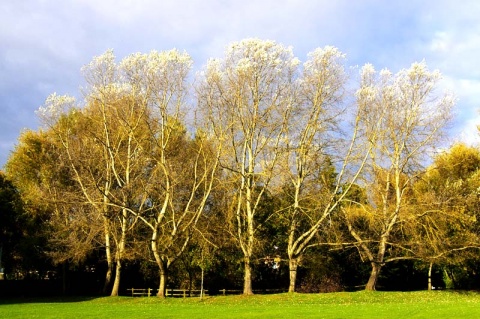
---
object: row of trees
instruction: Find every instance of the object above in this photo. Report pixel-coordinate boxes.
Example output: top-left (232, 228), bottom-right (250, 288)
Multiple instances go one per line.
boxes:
top-left (3, 39), bottom-right (479, 296)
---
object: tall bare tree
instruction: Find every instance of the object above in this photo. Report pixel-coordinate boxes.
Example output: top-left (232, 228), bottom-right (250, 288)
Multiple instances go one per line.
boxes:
top-left (342, 62), bottom-right (455, 290)
top-left (35, 49), bottom-right (219, 298)
top-left (278, 46), bottom-right (373, 292)
top-left (197, 39), bottom-right (297, 295)
top-left (37, 50), bottom-right (153, 296)
top-left (112, 50), bottom-right (220, 297)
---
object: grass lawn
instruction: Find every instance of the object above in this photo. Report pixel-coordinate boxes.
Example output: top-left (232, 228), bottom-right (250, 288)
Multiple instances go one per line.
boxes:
top-left (1, 291), bottom-right (480, 319)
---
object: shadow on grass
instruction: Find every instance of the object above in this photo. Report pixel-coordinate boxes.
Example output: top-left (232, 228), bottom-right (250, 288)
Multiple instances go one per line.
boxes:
top-left (0, 296), bottom-right (103, 305)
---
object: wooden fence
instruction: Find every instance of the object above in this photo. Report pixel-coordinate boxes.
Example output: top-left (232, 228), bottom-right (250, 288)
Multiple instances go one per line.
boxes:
top-left (128, 288), bottom-right (154, 297)
top-left (128, 288), bottom-right (287, 297)
top-left (166, 289), bottom-right (207, 297)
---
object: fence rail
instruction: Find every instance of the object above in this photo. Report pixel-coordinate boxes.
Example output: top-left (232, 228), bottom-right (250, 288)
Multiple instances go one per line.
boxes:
top-left (166, 288), bottom-right (207, 297)
top-left (127, 288), bottom-right (287, 297)
top-left (128, 288), bottom-right (154, 297)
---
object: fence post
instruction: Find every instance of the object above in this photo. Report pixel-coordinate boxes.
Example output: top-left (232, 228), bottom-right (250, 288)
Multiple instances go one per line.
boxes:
top-left (222, 289), bottom-right (226, 296)
top-left (148, 288), bottom-right (151, 297)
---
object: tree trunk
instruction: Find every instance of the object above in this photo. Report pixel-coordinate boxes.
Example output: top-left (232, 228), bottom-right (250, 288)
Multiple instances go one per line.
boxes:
top-left (0, 245), bottom-right (4, 280)
top-left (365, 262), bottom-right (382, 291)
top-left (288, 257), bottom-right (299, 293)
top-left (102, 219), bottom-right (113, 294)
top-left (110, 259), bottom-right (122, 296)
top-left (200, 267), bottom-right (205, 299)
top-left (365, 232), bottom-right (388, 291)
top-left (110, 210), bottom-right (127, 296)
top-left (243, 259), bottom-right (254, 295)
top-left (157, 265), bottom-right (167, 298)
top-left (428, 262), bottom-right (433, 291)
top-left (103, 263), bottom-right (113, 295)
top-left (151, 226), bottom-right (168, 298)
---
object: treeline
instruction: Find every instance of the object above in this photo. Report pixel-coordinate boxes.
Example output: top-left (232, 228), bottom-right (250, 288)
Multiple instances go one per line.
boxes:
top-left (2, 39), bottom-right (480, 297)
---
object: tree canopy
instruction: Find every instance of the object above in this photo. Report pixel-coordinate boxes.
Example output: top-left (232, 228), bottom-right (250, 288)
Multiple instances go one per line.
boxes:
top-left (5, 39), bottom-right (477, 295)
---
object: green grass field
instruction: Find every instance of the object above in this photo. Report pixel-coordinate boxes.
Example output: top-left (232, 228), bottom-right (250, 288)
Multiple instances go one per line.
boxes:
top-left (1, 291), bottom-right (480, 319)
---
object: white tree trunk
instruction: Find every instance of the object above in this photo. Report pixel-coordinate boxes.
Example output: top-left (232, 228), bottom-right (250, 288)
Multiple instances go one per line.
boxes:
top-left (288, 258), bottom-right (299, 293)
top-left (428, 262), bottom-right (433, 291)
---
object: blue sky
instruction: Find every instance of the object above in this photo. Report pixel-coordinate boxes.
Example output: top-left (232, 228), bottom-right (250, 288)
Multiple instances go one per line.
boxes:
top-left (1, 0), bottom-right (480, 168)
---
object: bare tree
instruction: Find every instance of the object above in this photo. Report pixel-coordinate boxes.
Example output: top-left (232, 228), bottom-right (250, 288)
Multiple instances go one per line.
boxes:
top-left (277, 46), bottom-right (377, 292)
top-left (37, 50), bottom-right (153, 296)
top-left (197, 39), bottom-right (297, 295)
top-left (342, 62), bottom-right (455, 291)
top-left (113, 50), bottom-right (221, 297)
top-left (36, 49), bottom-right (219, 298)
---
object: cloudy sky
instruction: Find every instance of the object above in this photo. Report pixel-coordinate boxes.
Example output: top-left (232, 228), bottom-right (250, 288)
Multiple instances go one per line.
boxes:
top-left (1, 0), bottom-right (480, 168)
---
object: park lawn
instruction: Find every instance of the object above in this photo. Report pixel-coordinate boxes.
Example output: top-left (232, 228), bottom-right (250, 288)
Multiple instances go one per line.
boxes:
top-left (1, 291), bottom-right (480, 319)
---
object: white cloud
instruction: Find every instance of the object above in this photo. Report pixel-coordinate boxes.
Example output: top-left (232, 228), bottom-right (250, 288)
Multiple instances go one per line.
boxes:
top-left (405, 1), bottom-right (480, 148)
top-left (457, 117), bottom-right (480, 146)
top-left (447, 77), bottom-right (480, 146)
top-left (2, 0), bottom-right (480, 167)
